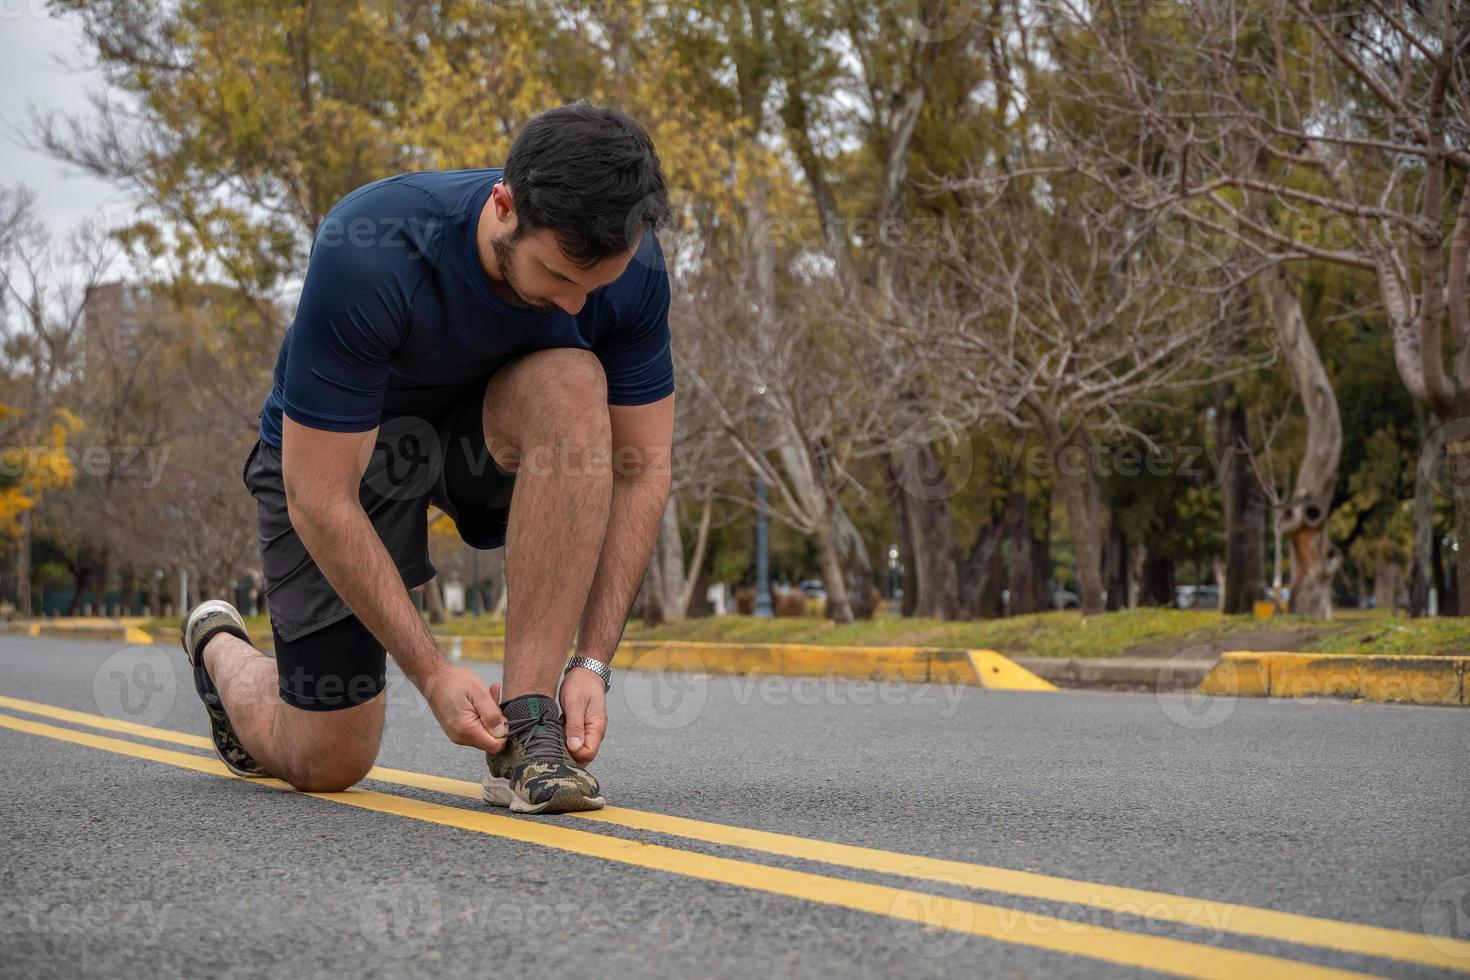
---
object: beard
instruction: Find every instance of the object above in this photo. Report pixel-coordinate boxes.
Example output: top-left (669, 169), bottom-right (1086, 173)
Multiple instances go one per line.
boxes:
top-left (490, 233), bottom-right (556, 312)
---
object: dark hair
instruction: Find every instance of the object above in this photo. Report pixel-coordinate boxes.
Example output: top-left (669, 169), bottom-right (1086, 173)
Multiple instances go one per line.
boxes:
top-left (502, 101), bottom-right (670, 267)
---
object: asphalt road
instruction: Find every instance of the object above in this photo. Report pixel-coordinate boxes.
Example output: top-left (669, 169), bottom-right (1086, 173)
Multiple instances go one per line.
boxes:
top-left (1, 635), bottom-right (1467, 979)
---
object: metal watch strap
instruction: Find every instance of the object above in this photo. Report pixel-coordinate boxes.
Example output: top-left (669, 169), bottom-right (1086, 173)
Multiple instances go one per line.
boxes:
top-left (564, 655), bottom-right (612, 691)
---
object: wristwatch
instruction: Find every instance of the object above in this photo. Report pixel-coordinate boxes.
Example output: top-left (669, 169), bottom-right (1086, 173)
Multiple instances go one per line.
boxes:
top-left (564, 655), bottom-right (612, 691)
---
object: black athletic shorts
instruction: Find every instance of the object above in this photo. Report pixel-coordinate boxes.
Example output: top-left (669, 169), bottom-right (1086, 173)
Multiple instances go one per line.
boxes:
top-left (243, 382), bottom-right (516, 711)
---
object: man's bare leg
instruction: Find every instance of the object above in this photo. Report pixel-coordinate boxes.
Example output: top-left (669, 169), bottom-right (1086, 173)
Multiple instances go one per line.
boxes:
top-left (484, 348), bottom-right (615, 698)
top-left (202, 632), bottom-right (384, 792)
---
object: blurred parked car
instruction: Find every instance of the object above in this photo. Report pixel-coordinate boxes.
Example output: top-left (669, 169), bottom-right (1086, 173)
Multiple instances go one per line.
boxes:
top-left (1175, 585), bottom-right (1220, 610)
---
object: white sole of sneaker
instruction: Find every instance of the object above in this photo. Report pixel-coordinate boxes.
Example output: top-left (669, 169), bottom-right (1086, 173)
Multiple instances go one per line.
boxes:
top-left (480, 771), bottom-right (604, 814)
top-left (181, 599), bottom-right (246, 662)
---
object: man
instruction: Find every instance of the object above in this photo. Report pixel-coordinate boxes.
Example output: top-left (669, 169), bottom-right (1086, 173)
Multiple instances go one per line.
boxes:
top-left (178, 102), bottom-right (675, 815)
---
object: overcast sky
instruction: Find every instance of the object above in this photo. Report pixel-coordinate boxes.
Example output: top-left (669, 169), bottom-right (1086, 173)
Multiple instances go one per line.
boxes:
top-left (1, 5), bottom-right (130, 234)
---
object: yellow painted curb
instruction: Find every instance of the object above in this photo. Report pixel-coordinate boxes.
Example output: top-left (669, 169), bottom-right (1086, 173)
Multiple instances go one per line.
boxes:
top-left (5, 621), bottom-right (1054, 692)
top-left (968, 649), bottom-right (1058, 691)
top-left (440, 637), bottom-right (1056, 691)
top-left (1199, 652), bottom-right (1468, 706)
top-left (7, 621), bottom-right (154, 646)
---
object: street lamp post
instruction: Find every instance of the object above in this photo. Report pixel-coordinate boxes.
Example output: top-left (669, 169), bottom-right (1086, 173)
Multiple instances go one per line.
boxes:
top-left (755, 477), bottom-right (773, 618)
top-left (888, 544), bottom-right (900, 608)
top-left (754, 384), bottom-right (773, 619)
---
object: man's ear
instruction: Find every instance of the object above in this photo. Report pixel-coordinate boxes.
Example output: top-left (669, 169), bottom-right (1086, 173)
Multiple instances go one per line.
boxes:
top-left (491, 182), bottom-right (516, 223)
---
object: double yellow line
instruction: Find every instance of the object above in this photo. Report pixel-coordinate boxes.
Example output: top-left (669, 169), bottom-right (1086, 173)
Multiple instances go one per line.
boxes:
top-left (1, 693), bottom-right (1463, 978)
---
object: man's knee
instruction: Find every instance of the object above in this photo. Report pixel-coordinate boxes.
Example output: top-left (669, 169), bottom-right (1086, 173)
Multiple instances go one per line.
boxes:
top-left (285, 755), bottom-right (375, 793)
top-left (276, 697), bottom-right (383, 793)
top-left (487, 349), bottom-right (611, 469)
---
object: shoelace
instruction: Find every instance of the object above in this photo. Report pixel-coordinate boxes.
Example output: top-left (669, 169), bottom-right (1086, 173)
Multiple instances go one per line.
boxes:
top-left (508, 711), bottom-right (568, 761)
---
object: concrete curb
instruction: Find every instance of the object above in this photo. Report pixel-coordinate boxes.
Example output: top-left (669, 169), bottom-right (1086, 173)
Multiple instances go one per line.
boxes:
top-left (440, 637), bottom-right (1057, 692)
top-left (1015, 656), bottom-right (1215, 690)
top-left (1199, 651), bottom-right (1469, 706)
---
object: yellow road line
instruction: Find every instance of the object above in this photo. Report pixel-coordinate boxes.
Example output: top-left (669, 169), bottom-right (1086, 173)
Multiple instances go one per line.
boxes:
top-left (0, 695), bottom-right (216, 749)
top-left (0, 709), bottom-right (1372, 980)
top-left (4, 694), bottom-right (1464, 973)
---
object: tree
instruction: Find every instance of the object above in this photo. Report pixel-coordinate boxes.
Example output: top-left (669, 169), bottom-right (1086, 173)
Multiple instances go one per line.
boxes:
top-left (922, 172), bottom-right (1254, 613)
top-left (1043, 0), bottom-right (1468, 612)
top-left (0, 189), bottom-right (114, 613)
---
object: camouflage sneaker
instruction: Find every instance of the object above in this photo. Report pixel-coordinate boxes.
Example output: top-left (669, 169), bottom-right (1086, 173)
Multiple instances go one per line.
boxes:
top-left (481, 694), bottom-right (604, 814)
top-left (181, 600), bottom-right (267, 779)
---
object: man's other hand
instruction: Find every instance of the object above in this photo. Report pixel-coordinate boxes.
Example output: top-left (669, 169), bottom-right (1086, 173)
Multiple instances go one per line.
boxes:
top-left (559, 667), bottom-right (607, 765)
top-left (421, 664), bottom-right (508, 753)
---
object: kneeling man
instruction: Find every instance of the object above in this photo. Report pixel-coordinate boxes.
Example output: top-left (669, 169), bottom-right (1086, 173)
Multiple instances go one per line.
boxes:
top-left (180, 102), bottom-right (674, 814)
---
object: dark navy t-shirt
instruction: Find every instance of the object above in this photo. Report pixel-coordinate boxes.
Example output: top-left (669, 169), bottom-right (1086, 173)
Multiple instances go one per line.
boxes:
top-left (258, 168), bottom-right (674, 448)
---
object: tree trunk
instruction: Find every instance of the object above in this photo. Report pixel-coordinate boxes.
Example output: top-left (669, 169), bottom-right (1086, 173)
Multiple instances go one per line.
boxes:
top-left (1282, 495), bottom-right (1339, 618)
top-left (422, 577), bottom-right (446, 625)
top-left (835, 507), bottom-right (876, 620)
top-left (1217, 400), bottom-right (1266, 613)
top-left (1453, 436), bottom-right (1470, 618)
top-left (979, 534), bottom-right (1005, 617)
top-left (1063, 479), bottom-right (1105, 614)
top-left (1005, 490), bottom-right (1036, 615)
top-left (1434, 521), bottom-right (1454, 615)
top-left (678, 493), bottom-right (714, 616)
top-left (118, 568), bottom-right (135, 618)
top-left (888, 446), bottom-right (961, 619)
top-left (642, 496), bottom-right (685, 626)
top-left (15, 509), bottom-right (31, 617)
top-left (94, 551), bottom-right (111, 617)
top-left (1261, 267), bottom-right (1341, 619)
top-left (66, 567), bottom-right (86, 615)
top-left (1040, 419), bottom-right (1105, 615)
top-left (639, 564), bottom-right (664, 626)
top-left (895, 471), bottom-right (920, 618)
top-left (480, 549), bottom-right (505, 617)
top-left (1409, 411), bottom-right (1439, 616)
top-left (958, 522), bottom-right (1003, 618)
top-left (1030, 506), bottom-right (1051, 612)
top-left (1103, 518), bottom-right (1129, 612)
top-left (1140, 548), bottom-right (1175, 606)
top-left (1373, 561), bottom-right (1403, 615)
top-left (686, 559), bottom-right (714, 618)
top-left (813, 519), bottom-right (854, 624)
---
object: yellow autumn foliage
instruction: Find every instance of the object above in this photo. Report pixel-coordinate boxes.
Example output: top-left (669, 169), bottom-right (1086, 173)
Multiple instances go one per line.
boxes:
top-left (0, 403), bottom-right (84, 537)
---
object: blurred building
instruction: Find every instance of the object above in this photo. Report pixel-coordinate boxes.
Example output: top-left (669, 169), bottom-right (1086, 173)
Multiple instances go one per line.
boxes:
top-left (82, 282), bottom-right (153, 381)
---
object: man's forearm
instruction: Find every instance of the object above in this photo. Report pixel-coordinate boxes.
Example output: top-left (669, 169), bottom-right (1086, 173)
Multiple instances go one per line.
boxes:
top-left (290, 493), bottom-right (447, 686)
top-left (575, 472), bottom-right (672, 663)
